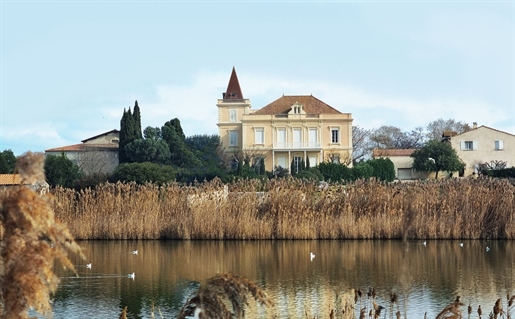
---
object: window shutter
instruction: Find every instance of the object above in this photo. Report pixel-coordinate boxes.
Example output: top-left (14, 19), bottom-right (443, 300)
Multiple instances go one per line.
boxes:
top-left (472, 141), bottom-right (478, 150)
top-left (498, 140), bottom-right (504, 150)
top-left (460, 141), bottom-right (465, 150)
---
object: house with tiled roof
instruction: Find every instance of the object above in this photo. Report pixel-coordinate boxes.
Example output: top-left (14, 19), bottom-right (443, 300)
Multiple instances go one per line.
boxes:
top-left (45, 129), bottom-right (119, 175)
top-left (217, 67), bottom-right (353, 172)
top-left (0, 174), bottom-right (49, 193)
top-left (372, 148), bottom-right (431, 180)
top-left (447, 124), bottom-right (515, 177)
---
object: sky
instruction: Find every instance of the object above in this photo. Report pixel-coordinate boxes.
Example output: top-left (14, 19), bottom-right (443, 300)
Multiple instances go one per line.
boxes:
top-left (1, 0), bottom-right (514, 156)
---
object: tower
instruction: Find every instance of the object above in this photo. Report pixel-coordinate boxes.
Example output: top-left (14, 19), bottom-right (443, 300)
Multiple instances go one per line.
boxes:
top-left (216, 67), bottom-right (252, 166)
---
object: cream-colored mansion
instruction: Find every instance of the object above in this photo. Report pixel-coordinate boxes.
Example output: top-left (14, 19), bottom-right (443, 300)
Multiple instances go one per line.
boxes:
top-left (217, 68), bottom-right (353, 172)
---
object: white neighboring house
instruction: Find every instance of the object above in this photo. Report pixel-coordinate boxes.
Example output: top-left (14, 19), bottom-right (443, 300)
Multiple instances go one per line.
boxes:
top-left (448, 125), bottom-right (515, 177)
top-left (45, 129), bottom-right (119, 175)
top-left (372, 149), bottom-right (431, 181)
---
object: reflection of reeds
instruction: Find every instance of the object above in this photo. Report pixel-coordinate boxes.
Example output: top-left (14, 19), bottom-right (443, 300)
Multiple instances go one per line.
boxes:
top-left (0, 152), bottom-right (84, 319)
top-left (51, 178), bottom-right (515, 240)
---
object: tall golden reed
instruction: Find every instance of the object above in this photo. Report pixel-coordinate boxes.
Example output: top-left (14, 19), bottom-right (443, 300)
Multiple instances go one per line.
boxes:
top-left (51, 177), bottom-right (515, 240)
top-left (0, 152), bottom-right (84, 319)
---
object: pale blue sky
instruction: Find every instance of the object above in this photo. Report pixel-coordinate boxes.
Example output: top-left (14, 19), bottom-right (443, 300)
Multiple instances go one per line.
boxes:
top-left (1, 0), bottom-right (514, 156)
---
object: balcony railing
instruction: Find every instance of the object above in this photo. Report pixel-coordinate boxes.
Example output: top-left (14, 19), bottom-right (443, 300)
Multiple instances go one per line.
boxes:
top-left (273, 142), bottom-right (321, 149)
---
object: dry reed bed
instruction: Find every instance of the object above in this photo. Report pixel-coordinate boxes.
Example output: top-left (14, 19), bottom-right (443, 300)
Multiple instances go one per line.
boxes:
top-left (51, 178), bottom-right (515, 240)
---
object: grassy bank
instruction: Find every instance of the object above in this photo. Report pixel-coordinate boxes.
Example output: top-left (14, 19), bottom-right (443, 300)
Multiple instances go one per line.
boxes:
top-left (51, 177), bottom-right (515, 240)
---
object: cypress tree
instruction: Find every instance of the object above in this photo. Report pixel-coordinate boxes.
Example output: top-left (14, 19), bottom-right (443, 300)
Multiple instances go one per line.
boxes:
top-left (259, 157), bottom-right (265, 175)
top-left (119, 107), bottom-right (139, 163)
top-left (119, 108), bottom-right (129, 163)
top-left (132, 100), bottom-right (143, 140)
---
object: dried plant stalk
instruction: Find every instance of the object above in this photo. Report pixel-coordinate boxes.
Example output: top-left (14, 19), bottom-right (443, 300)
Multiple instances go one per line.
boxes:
top-left (0, 152), bottom-right (84, 319)
top-left (177, 273), bottom-right (273, 319)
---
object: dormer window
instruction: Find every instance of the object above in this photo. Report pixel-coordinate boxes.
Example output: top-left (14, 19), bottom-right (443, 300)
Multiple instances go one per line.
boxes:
top-left (290, 102), bottom-right (303, 114)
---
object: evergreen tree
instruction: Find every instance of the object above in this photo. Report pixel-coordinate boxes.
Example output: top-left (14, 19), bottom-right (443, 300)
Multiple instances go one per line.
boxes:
top-left (0, 150), bottom-right (16, 173)
top-left (119, 108), bottom-right (130, 163)
top-left (44, 153), bottom-right (82, 188)
top-left (132, 100), bottom-right (143, 140)
top-left (169, 118), bottom-right (185, 141)
top-left (119, 105), bottom-right (143, 164)
top-left (259, 158), bottom-right (265, 175)
top-left (290, 159), bottom-right (296, 175)
top-left (162, 118), bottom-right (201, 168)
top-left (411, 140), bottom-right (465, 179)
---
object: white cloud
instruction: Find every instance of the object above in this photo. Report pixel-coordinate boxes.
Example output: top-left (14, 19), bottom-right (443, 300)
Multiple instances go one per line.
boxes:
top-left (139, 70), bottom-right (511, 137)
top-left (4, 68), bottom-right (511, 156)
top-left (1, 122), bottom-right (71, 154)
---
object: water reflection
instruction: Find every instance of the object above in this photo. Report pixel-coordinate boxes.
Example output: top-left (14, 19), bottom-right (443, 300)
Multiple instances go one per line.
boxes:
top-left (38, 240), bottom-right (514, 319)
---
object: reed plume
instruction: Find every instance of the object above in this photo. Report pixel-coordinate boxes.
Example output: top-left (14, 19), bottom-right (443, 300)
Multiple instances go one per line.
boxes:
top-left (493, 298), bottom-right (503, 318)
top-left (118, 306), bottom-right (128, 319)
top-left (177, 273), bottom-right (273, 319)
top-left (435, 297), bottom-right (465, 319)
top-left (0, 152), bottom-right (84, 319)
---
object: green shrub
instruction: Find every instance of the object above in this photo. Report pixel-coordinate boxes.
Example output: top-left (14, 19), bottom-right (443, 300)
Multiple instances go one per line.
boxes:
top-left (367, 158), bottom-right (396, 182)
top-left (110, 162), bottom-right (176, 185)
top-left (485, 167), bottom-right (515, 178)
top-left (317, 162), bottom-right (353, 182)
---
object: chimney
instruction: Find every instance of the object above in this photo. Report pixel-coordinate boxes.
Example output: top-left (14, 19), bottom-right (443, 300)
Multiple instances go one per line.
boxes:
top-left (473, 122), bottom-right (477, 129)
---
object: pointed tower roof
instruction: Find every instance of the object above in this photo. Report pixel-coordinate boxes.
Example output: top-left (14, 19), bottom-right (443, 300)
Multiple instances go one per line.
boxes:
top-left (223, 67), bottom-right (244, 100)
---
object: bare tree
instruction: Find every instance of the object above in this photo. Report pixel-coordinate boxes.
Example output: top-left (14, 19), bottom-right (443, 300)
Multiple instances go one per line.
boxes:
top-left (426, 118), bottom-right (471, 141)
top-left (369, 125), bottom-right (425, 150)
top-left (76, 147), bottom-right (118, 175)
top-left (352, 126), bottom-right (373, 163)
top-left (325, 152), bottom-right (352, 166)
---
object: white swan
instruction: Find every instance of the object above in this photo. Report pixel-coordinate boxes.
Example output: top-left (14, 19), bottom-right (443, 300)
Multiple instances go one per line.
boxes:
top-left (86, 263), bottom-right (92, 269)
top-left (128, 272), bottom-right (135, 279)
top-left (310, 252), bottom-right (315, 261)
top-left (131, 250), bottom-right (138, 255)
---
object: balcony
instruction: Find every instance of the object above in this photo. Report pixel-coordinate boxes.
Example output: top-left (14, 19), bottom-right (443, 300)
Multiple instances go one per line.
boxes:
top-left (273, 142), bottom-right (321, 150)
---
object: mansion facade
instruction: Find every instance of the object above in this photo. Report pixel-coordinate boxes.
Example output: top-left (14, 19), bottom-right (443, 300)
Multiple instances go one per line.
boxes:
top-left (217, 67), bottom-right (353, 172)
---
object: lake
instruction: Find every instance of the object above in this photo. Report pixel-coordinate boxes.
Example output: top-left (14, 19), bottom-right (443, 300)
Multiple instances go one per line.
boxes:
top-left (34, 240), bottom-right (514, 318)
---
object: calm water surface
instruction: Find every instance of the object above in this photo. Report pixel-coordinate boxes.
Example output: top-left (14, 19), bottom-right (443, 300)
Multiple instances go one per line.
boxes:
top-left (35, 240), bottom-right (514, 319)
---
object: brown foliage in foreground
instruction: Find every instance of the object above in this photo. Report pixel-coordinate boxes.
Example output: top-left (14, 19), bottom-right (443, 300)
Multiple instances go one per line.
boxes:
top-left (51, 177), bottom-right (515, 240)
top-left (177, 273), bottom-right (273, 319)
top-left (0, 152), bottom-right (84, 319)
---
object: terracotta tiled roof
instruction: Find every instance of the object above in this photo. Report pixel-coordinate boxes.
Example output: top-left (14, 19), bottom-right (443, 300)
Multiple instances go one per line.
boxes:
top-left (45, 143), bottom-right (118, 152)
top-left (454, 125), bottom-right (515, 137)
top-left (251, 95), bottom-right (343, 115)
top-left (373, 148), bottom-right (417, 157)
top-left (223, 67), bottom-right (244, 100)
top-left (0, 174), bottom-right (40, 185)
top-left (81, 129), bottom-right (119, 143)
